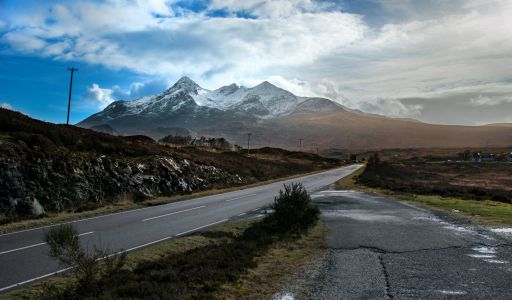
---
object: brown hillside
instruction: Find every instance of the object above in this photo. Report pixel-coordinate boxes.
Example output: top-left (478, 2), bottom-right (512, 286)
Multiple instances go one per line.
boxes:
top-left (204, 110), bottom-right (512, 150)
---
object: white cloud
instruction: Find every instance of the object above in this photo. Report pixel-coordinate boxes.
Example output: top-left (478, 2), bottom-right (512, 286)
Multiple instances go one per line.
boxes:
top-left (84, 80), bottom-right (169, 108)
top-left (359, 98), bottom-right (423, 117)
top-left (469, 95), bottom-right (512, 106)
top-left (0, 103), bottom-right (13, 110)
top-left (208, 0), bottom-right (336, 18)
top-left (2, 0), bottom-right (512, 124)
top-left (2, 31), bottom-right (47, 52)
top-left (84, 84), bottom-right (114, 109)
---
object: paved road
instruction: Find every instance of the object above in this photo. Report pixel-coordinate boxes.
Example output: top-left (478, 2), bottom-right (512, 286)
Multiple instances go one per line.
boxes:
top-left (0, 164), bottom-right (362, 292)
top-left (305, 190), bottom-right (512, 299)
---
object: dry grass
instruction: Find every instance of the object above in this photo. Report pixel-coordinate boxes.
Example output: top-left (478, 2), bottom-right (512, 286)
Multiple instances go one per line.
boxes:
top-left (214, 223), bottom-right (327, 299)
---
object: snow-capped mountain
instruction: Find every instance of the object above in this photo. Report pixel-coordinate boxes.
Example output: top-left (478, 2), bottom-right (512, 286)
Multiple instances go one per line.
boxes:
top-left (78, 76), bottom-right (345, 137)
top-left (177, 76), bottom-right (326, 118)
top-left (78, 76), bottom-right (512, 149)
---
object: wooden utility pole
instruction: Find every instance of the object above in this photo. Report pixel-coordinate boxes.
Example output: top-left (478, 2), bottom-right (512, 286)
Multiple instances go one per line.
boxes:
top-left (298, 138), bottom-right (303, 152)
top-left (66, 67), bottom-right (78, 125)
top-left (247, 133), bottom-right (252, 156)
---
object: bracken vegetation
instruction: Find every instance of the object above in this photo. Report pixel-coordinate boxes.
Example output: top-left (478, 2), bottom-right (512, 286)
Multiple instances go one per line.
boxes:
top-left (357, 153), bottom-right (512, 203)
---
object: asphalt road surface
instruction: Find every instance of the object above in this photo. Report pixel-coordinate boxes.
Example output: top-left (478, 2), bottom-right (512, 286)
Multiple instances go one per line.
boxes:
top-left (0, 164), bottom-right (362, 293)
top-left (305, 190), bottom-right (512, 299)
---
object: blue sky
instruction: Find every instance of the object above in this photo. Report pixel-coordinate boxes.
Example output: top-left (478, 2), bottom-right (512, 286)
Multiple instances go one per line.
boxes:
top-left (1, 0), bottom-right (512, 125)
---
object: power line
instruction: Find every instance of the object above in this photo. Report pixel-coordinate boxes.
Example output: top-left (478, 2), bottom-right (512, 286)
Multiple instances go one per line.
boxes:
top-left (66, 67), bottom-right (78, 125)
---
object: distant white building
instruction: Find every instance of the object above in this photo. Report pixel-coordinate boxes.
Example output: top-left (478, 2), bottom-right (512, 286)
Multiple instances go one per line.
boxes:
top-left (472, 152), bottom-right (496, 162)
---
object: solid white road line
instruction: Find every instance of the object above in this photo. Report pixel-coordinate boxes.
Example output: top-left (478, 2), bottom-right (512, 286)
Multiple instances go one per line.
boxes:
top-left (0, 231), bottom-right (94, 256)
top-left (0, 267), bottom-right (72, 292)
top-left (225, 193), bottom-right (258, 202)
top-left (142, 206), bottom-right (206, 222)
top-left (175, 219), bottom-right (229, 237)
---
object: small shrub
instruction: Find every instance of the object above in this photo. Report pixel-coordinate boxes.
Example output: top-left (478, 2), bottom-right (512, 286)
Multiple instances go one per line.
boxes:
top-left (44, 225), bottom-right (126, 299)
top-left (269, 183), bottom-right (320, 233)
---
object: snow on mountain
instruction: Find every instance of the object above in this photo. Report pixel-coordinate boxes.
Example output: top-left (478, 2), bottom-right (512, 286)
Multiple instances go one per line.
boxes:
top-left (196, 80), bottom-right (306, 118)
top-left (78, 76), bottom-right (348, 135)
top-left (101, 76), bottom-right (335, 119)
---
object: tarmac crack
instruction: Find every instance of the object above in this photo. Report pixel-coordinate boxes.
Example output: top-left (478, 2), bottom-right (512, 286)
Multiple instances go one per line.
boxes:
top-left (378, 254), bottom-right (393, 299)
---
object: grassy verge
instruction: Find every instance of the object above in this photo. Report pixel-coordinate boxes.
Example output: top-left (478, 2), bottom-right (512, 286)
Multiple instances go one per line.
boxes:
top-left (335, 166), bottom-right (512, 226)
top-left (0, 166), bottom-right (343, 235)
top-left (216, 223), bottom-right (327, 299)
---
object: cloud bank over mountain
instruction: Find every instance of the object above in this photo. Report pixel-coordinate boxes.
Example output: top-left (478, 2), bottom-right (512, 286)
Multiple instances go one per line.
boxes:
top-left (1, 0), bottom-right (512, 125)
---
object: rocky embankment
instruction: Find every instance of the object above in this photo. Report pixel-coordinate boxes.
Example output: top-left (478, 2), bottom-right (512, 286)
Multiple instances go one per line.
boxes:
top-left (0, 150), bottom-right (245, 219)
top-left (0, 108), bottom-right (341, 222)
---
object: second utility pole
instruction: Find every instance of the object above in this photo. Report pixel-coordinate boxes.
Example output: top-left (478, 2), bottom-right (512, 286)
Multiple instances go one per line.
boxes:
top-left (66, 67), bottom-right (78, 125)
top-left (247, 133), bottom-right (252, 156)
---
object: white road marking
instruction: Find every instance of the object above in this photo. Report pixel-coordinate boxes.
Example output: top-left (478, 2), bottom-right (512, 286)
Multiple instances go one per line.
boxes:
top-left (123, 236), bottom-right (174, 252)
top-left (175, 219), bottom-right (229, 237)
top-left (78, 231), bottom-right (94, 237)
top-left (142, 206), bottom-right (206, 222)
top-left (0, 233), bottom-right (172, 293)
top-left (225, 193), bottom-right (258, 202)
top-left (0, 267), bottom-right (72, 292)
top-left (0, 231), bottom-right (94, 255)
top-left (0, 204), bottom-right (161, 237)
top-left (0, 242), bottom-right (46, 255)
top-left (252, 208), bottom-right (260, 212)
top-left (237, 212), bottom-right (247, 216)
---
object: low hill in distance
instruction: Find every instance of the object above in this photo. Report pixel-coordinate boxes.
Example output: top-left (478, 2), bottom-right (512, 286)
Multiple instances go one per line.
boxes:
top-left (0, 108), bottom-right (341, 222)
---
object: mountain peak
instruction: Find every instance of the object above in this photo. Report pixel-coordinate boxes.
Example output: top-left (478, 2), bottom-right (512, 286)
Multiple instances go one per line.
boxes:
top-left (255, 80), bottom-right (276, 88)
top-left (167, 76), bottom-right (201, 94)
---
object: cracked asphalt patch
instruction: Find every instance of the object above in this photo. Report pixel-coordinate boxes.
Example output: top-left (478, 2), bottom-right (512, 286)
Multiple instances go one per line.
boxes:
top-left (304, 190), bottom-right (512, 299)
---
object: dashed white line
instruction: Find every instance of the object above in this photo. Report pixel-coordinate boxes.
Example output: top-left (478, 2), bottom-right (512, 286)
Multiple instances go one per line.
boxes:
top-left (0, 242), bottom-right (47, 255)
top-left (123, 236), bottom-right (174, 252)
top-left (142, 206), bottom-right (206, 222)
top-left (78, 231), bottom-right (94, 237)
top-left (237, 212), bottom-right (247, 216)
top-left (225, 193), bottom-right (258, 202)
top-left (0, 231), bottom-right (94, 255)
top-left (175, 219), bottom-right (229, 237)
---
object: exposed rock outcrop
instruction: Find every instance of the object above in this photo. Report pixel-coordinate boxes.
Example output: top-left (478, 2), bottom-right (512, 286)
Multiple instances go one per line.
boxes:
top-left (0, 153), bottom-right (245, 218)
